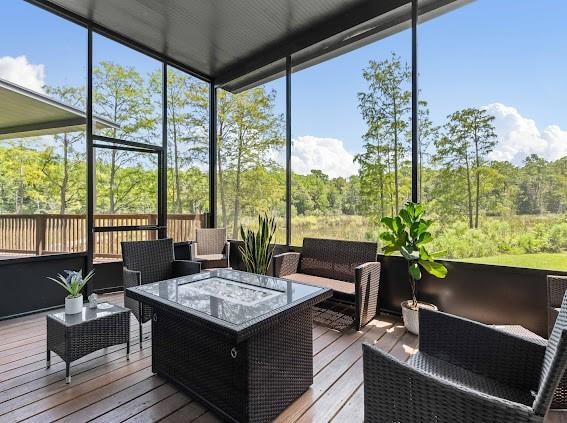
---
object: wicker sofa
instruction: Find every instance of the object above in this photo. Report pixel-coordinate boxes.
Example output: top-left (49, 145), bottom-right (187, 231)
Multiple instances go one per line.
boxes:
top-left (363, 295), bottom-right (567, 422)
top-left (273, 238), bottom-right (380, 330)
top-left (122, 238), bottom-right (201, 348)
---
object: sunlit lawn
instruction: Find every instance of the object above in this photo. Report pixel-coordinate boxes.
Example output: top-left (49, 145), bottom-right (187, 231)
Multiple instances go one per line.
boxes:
top-left (462, 253), bottom-right (567, 271)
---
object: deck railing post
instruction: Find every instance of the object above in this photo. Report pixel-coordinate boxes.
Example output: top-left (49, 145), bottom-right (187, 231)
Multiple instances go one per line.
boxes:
top-left (149, 214), bottom-right (158, 240)
top-left (35, 215), bottom-right (46, 256)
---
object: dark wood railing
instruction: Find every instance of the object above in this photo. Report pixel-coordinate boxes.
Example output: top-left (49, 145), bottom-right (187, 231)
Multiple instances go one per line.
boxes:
top-left (0, 213), bottom-right (207, 258)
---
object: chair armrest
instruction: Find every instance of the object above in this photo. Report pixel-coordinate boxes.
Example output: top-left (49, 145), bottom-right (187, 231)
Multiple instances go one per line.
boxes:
top-left (548, 275), bottom-right (567, 307)
top-left (419, 308), bottom-right (546, 391)
top-left (362, 343), bottom-right (535, 422)
top-left (123, 267), bottom-right (141, 289)
top-left (173, 260), bottom-right (201, 276)
top-left (224, 241), bottom-right (230, 266)
top-left (547, 275), bottom-right (567, 335)
top-left (273, 252), bottom-right (300, 277)
top-left (354, 262), bottom-right (381, 329)
top-left (190, 242), bottom-right (198, 260)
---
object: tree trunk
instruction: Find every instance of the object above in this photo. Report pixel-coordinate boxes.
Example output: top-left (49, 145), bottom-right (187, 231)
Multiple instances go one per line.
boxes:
top-left (419, 151), bottom-right (423, 203)
top-left (465, 156), bottom-right (473, 229)
top-left (217, 124), bottom-right (228, 229)
top-left (16, 162), bottom-right (24, 214)
top-left (393, 99), bottom-right (400, 212)
top-left (171, 104), bottom-right (182, 213)
top-left (109, 148), bottom-right (117, 213)
top-left (379, 173), bottom-right (385, 219)
top-left (474, 129), bottom-right (481, 229)
top-left (60, 134), bottom-right (69, 214)
top-left (232, 132), bottom-right (244, 240)
top-left (109, 102), bottom-right (118, 214)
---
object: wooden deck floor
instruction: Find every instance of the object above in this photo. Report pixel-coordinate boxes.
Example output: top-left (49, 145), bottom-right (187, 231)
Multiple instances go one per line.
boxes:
top-left (0, 293), bottom-right (565, 423)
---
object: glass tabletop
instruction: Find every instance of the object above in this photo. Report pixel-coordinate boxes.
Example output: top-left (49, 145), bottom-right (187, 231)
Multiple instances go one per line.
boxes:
top-left (135, 269), bottom-right (326, 326)
top-left (49, 302), bottom-right (127, 326)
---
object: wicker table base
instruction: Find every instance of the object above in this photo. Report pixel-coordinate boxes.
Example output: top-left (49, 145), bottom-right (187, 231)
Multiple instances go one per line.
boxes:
top-left (47, 303), bottom-right (130, 383)
top-left (151, 304), bottom-right (314, 423)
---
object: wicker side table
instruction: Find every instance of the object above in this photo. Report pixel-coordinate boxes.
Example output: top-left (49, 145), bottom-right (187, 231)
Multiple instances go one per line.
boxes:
top-left (46, 302), bottom-right (130, 383)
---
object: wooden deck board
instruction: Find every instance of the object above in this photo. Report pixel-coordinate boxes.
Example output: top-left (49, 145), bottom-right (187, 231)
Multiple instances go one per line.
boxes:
top-left (0, 292), bottom-right (564, 422)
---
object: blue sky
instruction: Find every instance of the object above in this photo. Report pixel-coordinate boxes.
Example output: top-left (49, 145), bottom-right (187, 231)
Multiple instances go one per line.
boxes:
top-left (2, 0), bottom-right (567, 174)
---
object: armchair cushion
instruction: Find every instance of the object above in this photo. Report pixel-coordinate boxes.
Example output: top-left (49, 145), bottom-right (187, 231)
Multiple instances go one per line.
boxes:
top-left (195, 254), bottom-right (225, 261)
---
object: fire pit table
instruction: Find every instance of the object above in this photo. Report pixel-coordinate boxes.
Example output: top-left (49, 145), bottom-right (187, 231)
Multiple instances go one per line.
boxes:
top-left (126, 268), bottom-right (331, 423)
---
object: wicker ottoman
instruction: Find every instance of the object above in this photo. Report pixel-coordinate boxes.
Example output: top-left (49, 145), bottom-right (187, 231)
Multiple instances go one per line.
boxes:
top-left (494, 324), bottom-right (567, 409)
top-left (46, 302), bottom-right (130, 383)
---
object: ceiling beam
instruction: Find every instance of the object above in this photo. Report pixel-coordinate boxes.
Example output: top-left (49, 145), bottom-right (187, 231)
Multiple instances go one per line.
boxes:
top-left (0, 117), bottom-right (85, 139)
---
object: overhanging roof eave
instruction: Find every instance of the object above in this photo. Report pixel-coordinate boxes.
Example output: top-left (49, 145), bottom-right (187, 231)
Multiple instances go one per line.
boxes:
top-left (0, 78), bottom-right (118, 140)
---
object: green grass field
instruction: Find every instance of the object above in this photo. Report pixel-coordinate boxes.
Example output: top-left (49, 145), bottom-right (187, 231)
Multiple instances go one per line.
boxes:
top-left (462, 253), bottom-right (567, 271)
top-left (235, 213), bottom-right (567, 271)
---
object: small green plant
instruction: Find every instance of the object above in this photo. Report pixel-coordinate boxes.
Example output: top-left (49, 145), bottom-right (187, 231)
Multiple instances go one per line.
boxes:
top-left (47, 269), bottom-right (95, 298)
top-left (380, 202), bottom-right (448, 309)
top-left (239, 214), bottom-right (277, 275)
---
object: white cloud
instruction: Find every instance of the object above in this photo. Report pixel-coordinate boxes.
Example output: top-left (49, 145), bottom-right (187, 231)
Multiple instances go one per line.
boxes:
top-left (289, 136), bottom-right (359, 178)
top-left (0, 55), bottom-right (45, 93)
top-left (486, 102), bottom-right (567, 164)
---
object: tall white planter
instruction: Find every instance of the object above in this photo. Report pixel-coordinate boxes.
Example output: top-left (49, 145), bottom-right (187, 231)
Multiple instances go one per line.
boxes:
top-left (65, 296), bottom-right (83, 314)
top-left (401, 301), bottom-right (438, 335)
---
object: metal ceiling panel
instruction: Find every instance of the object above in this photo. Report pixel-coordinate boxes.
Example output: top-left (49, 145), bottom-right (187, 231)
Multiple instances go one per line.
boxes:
top-left (28, 0), bottom-right (468, 91)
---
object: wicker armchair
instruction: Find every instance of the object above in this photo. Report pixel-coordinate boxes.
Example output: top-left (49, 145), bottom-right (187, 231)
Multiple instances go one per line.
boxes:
top-left (549, 275), bottom-right (567, 336)
top-left (363, 293), bottom-right (567, 422)
top-left (122, 238), bottom-right (201, 348)
top-left (273, 238), bottom-right (380, 330)
top-left (190, 228), bottom-right (230, 269)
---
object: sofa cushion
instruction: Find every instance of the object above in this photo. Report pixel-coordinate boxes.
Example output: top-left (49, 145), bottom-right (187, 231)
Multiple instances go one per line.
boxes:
top-left (283, 273), bottom-right (355, 295)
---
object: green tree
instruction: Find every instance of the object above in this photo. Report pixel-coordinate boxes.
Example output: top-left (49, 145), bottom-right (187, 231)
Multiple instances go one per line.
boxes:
top-left (434, 108), bottom-right (496, 228)
top-left (150, 70), bottom-right (208, 213)
top-left (517, 154), bottom-right (548, 215)
top-left (415, 102), bottom-right (439, 202)
top-left (43, 85), bottom-right (86, 213)
top-left (93, 61), bottom-right (156, 213)
top-left (216, 88), bottom-right (284, 238)
top-left (358, 53), bottom-right (411, 214)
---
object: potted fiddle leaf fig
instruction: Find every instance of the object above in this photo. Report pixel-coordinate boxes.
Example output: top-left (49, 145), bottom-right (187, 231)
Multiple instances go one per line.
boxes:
top-left (380, 202), bottom-right (448, 335)
top-left (239, 213), bottom-right (277, 275)
top-left (48, 269), bottom-right (95, 314)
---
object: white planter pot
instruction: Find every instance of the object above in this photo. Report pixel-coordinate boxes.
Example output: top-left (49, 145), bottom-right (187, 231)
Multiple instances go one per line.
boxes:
top-left (65, 296), bottom-right (83, 315)
top-left (401, 300), bottom-right (438, 335)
